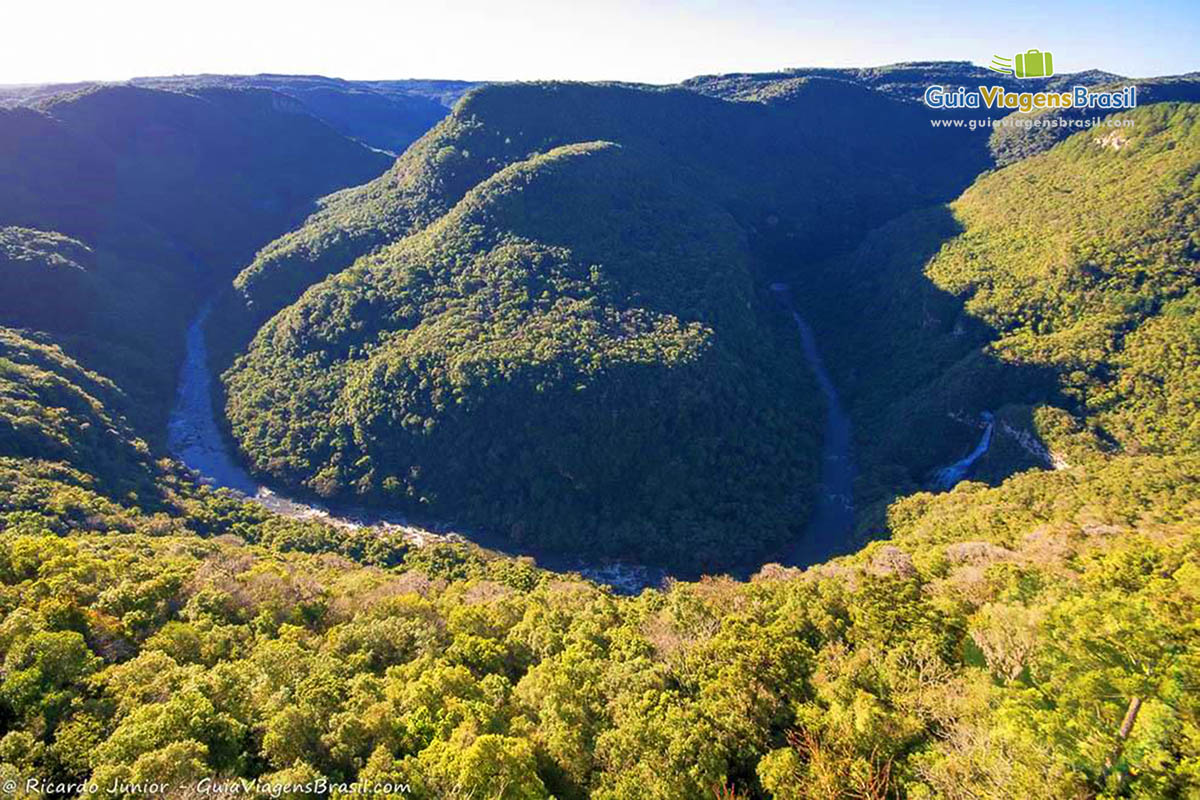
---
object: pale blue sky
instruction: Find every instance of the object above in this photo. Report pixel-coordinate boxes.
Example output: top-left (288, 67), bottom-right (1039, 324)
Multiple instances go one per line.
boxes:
top-left (2, 0), bottom-right (1197, 85)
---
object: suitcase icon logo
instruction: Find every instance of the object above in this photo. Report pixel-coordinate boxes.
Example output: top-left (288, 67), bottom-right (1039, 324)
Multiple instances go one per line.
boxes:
top-left (1014, 49), bottom-right (1054, 78)
top-left (987, 49), bottom-right (1054, 78)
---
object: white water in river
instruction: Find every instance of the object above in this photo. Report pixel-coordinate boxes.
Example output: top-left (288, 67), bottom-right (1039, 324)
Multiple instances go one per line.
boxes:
top-left (166, 305), bottom-right (373, 523)
top-left (168, 289), bottom-right (868, 591)
top-left (167, 304), bottom-right (258, 496)
top-left (166, 305), bottom-right (665, 591)
top-left (932, 411), bottom-right (995, 489)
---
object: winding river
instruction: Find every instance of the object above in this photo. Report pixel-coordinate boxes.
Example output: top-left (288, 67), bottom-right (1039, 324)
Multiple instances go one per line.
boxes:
top-left (166, 305), bottom-right (352, 522)
top-left (768, 284), bottom-right (858, 567)
top-left (166, 305), bottom-right (667, 591)
top-left (167, 288), bottom-right (915, 591)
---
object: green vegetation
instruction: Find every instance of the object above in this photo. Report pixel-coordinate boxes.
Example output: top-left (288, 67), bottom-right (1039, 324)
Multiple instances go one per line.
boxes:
top-left (225, 141), bottom-right (821, 568)
top-left (683, 61), bottom-right (1120, 106)
top-left (794, 103), bottom-right (1200, 511)
top-left (2, 65), bottom-right (1199, 798)
top-left (933, 104), bottom-right (1200, 454)
top-left (127, 75), bottom-right (472, 155)
top-left (217, 79), bottom-right (986, 359)
top-left (220, 79), bottom-right (990, 567)
top-left (0, 86), bottom-right (390, 435)
top-left (989, 78), bottom-right (1200, 166)
top-left (0, 443), bottom-right (1196, 798)
top-left (0, 327), bottom-right (156, 503)
top-left (1, 86), bottom-right (389, 280)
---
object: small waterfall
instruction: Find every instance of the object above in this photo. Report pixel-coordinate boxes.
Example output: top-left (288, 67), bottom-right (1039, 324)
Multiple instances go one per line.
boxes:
top-left (933, 411), bottom-right (995, 489)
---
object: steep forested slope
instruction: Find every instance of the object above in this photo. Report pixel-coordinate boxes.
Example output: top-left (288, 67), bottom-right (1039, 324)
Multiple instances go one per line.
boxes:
top-left (684, 60), bottom-right (1121, 105)
top-left (0, 225), bottom-right (176, 449)
top-left (220, 79), bottom-right (990, 566)
top-left (795, 102), bottom-right (1200, 508)
top-left (0, 327), bottom-right (156, 500)
top-left (0, 85), bottom-right (391, 439)
top-left (1, 66), bottom-right (1198, 800)
top-left (989, 76), bottom-right (1200, 165)
top-left (225, 142), bottom-right (821, 567)
top-left (0, 228), bottom-right (95, 335)
top-left (216, 79), bottom-right (987, 357)
top-left (2, 75), bottom-right (478, 155)
top-left (129, 75), bottom-right (477, 153)
top-left (1, 85), bottom-right (390, 280)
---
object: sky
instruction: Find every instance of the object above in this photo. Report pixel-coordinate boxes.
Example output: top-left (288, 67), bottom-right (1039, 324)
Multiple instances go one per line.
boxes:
top-left (2, 0), bottom-right (1198, 86)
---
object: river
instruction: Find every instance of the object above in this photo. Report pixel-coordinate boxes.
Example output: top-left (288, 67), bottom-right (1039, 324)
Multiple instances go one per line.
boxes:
top-left (933, 411), bottom-right (995, 489)
top-left (168, 290), bottom-right (868, 592)
top-left (768, 284), bottom-right (858, 567)
top-left (166, 305), bottom-right (668, 591)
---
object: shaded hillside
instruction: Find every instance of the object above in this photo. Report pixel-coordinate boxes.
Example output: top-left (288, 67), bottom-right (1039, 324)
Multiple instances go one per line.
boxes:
top-left (0, 326), bottom-right (157, 502)
top-left (0, 81), bottom-right (94, 107)
top-left (366, 78), bottom-right (482, 107)
top-left (2, 85), bottom-right (390, 274)
top-left (0, 85), bottom-right (391, 439)
top-left (219, 78), bottom-right (992, 567)
top-left (687, 62), bottom-right (1175, 179)
top-left (0, 67), bottom-right (1197, 800)
top-left (224, 142), bottom-right (821, 568)
top-left (0, 229), bottom-right (185, 502)
top-left (989, 74), bottom-right (1200, 165)
top-left (217, 78), bottom-right (989, 360)
top-left (688, 63), bottom-right (1200, 179)
top-left (130, 75), bottom-right (479, 153)
top-left (684, 60), bottom-right (1122, 105)
top-left (2, 75), bottom-right (480, 155)
top-left (0, 228), bottom-right (95, 335)
top-left (797, 102), bottom-right (1200, 510)
top-left (0, 224), bottom-right (188, 437)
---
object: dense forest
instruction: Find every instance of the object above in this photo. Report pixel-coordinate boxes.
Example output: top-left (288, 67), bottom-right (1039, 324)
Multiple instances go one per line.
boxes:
top-left (217, 78), bottom-right (991, 567)
top-left (214, 78), bottom-right (989, 356)
top-left (124, 77), bottom-right (477, 155)
top-left (0, 417), bottom-right (1195, 798)
top-left (0, 84), bottom-right (392, 435)
top-left (682, 60), bottom-right (1122, 107)
top-left (0, 63), bottom-right (1198, 798)
top-left (793, 102), bottom-right (1200, 519)
top-left (0, 77), bottom-right (475, 156)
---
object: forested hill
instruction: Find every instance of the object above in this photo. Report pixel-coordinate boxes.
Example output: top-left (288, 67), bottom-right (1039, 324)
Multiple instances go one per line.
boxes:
top-left (216, 78), bottom-right (988, 350)
top-left (0, 75), bottom-right (478, 155)
top-left (1, 85), bottom-right (389, 277)
top-left (128, 75), bottom-right (480, 154)
top-left (795, 102), bottom-right (1200, 522)
top-left (0, 64), bottom-right (1198, 799)
top-left (988, 75), bottom-right (1200, 164)
top-left (217, 78), bottom-right (991, 568)
top-left (683, 60), bottom-right (1123, 104)
top-left (0, 79), bottom-right (443, 522)
top-left (0, 84), bottom-right (392, 443)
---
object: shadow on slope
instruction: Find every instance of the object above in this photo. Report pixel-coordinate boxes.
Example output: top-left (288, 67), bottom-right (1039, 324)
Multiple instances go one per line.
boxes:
top-left (211, 77), bottom-right (992, 372)
top-left (791, 103), bottom-right (1200, 541)
top-left (220, 141), bottom-right (828, 571)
